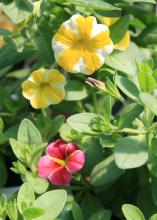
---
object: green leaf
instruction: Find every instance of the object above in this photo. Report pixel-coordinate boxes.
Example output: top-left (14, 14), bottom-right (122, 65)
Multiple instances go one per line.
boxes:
top-left (74, 0), bottom-right (119, 10)
top-left (0, 118), bottom-right (4, 133)
top-left (25, 172), bottom-right (49, 195)
top-left (7, 69), bottom-right (30, 79)
top-left (124, 0), bottom-right (155, 3)
top-left (138, 71), bottom-right (156, 92)
top-left (23, 207), bottom-right (45, 220)
top-left (18, 119), bottom-right (43, 145)
top-left (136, 23), bottom-right (157, 46)
top-left (82, 137), bottom-right (103, 175)
top-left (50, 115), bottom-right (65, 138)
top-left (59, 193), bottom-right (74, 220)
top-left (67, 113), bottom-right (98, 134)
top-left (116, 75), bottom-right (140, 102)
top-left (65, 80), bottom-right (88, 101)
top-left (114, 135), bottom-right (148, 169)
top-left (59, 123), bottom-right (75, 142)
top-left (2, 1), bottom-right (32, 23)
top-left (34, 190), bottom-right (67, 220)
top-left (122, 204), bottom-right (145, 220)
top-left (15, 0), bottom-right (33, 12)
top-left (72, 202), bottom-right (84, 220)
top-left (139, 92), bottom-right (157, 116)
top-left (105, 42), bottom-right (151, 76)
top-left (150, 138), bottom-right (157, 157)
top-left (6, 200), bottom-right (18, 220)
top-left (91, 155), bottom-right (123, 186)
top-left (17, 183), bottom-right (35, 214)
top-left (81, 193), bottom-right (103, 219)
top-left (89, 209), bottom-right (111, 220)
top-left (151, 177), bottom-right (157, 206)
top-left (119, 103), bottom-right (143, 129)
top-left (110, 15), bottom-right (130, 44)
top-left (9, 138), bottom-right (23, 161)
top-left (149, 214), bottom-right (157, 220)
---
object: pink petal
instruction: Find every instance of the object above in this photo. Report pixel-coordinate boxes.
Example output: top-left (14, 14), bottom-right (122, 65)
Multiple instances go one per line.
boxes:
top-left (38, 156), bottom-right (59, 178)
top-left (65, 143), bottom-right (78, 157)
top-left (49, 167), bottom-right (72, 186)
top-left (66, 150), bottom-right (85, 174)
top-left (46, 139), bottom-right (67, 159)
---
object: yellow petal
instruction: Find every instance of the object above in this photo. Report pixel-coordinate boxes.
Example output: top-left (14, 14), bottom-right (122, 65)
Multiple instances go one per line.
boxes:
top-left (84, 49), bottom-right (101, 74)
top-left (114, 31), bottom-right (130, 51)
top-left (76, 16), bottom-right (95, 38)
top-left (30, 89), bottom-right (48, 109)
top-left (45, 86), bottom-right (65, 104)
top-left (91, 30), bottom-right (113, 49)
top-left (22, 80), bottom-right (38, 99)
top-left (102, 17), bottom-right (119, 27)
top-left (47, 69), bottom-right (66, 86)
top-left (57, 46), bottom-right (82, 73)
top-left (30, 68), bottom-right (47, 83)
top-left (54, 26), bottom-right (76, 46)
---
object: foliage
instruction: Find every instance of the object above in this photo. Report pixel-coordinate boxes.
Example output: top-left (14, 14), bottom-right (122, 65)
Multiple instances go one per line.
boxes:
top-left (1, 0), bottom-right (157, 219)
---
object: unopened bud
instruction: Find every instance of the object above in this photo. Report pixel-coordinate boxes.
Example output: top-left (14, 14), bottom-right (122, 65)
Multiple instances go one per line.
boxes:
top-left (85, 77), bottom-right (106, 91)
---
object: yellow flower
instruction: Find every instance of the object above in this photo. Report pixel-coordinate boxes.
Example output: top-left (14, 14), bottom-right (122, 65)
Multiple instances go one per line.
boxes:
top-left (102, 17), bottom-right (130, 51)
top-left (52, 14), bottom-right (113, 75)
top-left (0, 9), bottom-right (13, 48)
top-left (22, 68), bottom-right (66, 109)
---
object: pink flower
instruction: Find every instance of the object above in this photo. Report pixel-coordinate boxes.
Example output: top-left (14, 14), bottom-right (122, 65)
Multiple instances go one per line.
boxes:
top-left (38, 139), bottom-right (85, 186)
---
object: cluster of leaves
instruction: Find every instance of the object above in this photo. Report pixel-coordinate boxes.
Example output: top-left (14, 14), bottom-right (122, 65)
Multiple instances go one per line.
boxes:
top-left (0, 185), bottom-right (67, 220)
top-left (1, 0), bottom-right (157, 220)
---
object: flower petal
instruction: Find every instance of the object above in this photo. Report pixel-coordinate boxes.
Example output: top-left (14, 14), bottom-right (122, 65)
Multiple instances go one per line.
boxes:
top-left (22, 80), bottom-right (38, 99)
top-left (57, 46), bottom-right (82, 73)
top-left (30, 89), bottom-right (48, 109)
top-left (38, 156), bottom-right (59, 179)
top-left (53, 26), bottom-right (76, 47)
top-left (46, 139), bottom-right (67, 159)
top-left (91, 29), bottom-right (113, 49)
top-left (45, 86), bottom-right (65, 104)
top-left (49, 166), bottom-right (72, 185)
top-left (102, 17), bottom-right (119, 27)
top-left (65, 143), bottom-right (78, 157)
top-left (76, 16), bottom-right (95, 38)
top-left (48, 69), bottom-right (66, 86)
top-left (83, 49), bottom-right (102, 74)
top-left (66, 150), bottom-right (85, 174)
top-left (30, 68), bottom-right (47, 83)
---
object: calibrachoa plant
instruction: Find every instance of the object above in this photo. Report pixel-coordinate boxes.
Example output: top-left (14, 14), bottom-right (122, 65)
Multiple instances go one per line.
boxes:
top-left (1, 0), bottom-right (157, 220)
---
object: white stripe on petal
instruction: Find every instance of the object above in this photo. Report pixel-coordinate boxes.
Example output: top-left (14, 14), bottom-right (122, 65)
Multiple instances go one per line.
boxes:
top-left (61, 14), bottom-right (81, 35)
top-left (52, 39), bottom-right (68, 60)
top-left (95, 42), bottom-right (113, 58)
top-left (73, 58), bottom-right (91, 75)
top-left (91, 24), bottom-right (109, 38)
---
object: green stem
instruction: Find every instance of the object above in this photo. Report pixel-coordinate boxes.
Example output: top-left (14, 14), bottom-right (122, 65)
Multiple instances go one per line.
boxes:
top-left (41, 109), bottom-right (48, 117)
top-left (119, 128), bottom-right (146, 134)
top-left (92, 93), bottom-right (98, 113)
top-left (77, 101), bottom-right (85, 113)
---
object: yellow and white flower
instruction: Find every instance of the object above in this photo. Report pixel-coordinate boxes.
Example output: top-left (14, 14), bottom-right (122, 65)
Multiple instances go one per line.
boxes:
top-left (52, 14), bottom-right (113, 75)
top-left (0, 9), bottom-right (13, 48)
top-left (22, 68), bottom-right (66, 109)
top-left (102, 17), bottom-right (130, 51)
